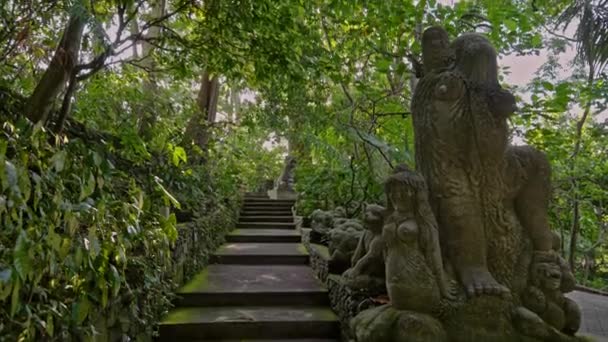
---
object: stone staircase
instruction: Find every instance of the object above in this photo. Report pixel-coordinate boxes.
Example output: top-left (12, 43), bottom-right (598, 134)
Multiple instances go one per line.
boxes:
top-left (159, 193), bottom-right (340, 341)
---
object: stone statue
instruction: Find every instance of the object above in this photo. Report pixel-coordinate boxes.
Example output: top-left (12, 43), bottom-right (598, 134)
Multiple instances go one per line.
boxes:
top-left (276, 155), bottom-right (296, 192)
top-left (521, 256), bottom-right (581, 335)
top-left (343, 204), bottom-right (386, 291)
top-left (310, 206), bottom-right (349, 245)
top-left (327, 218), bottom-right (364, 274)
top-left (398, 26), bottom-right (582, 340)
top-left (345, 27), bottom-right (582, 342)
top-left (349, 166), bottom-right (453, 342)
top-left (383, 165), bottom-right (454, 313)
top-left (412, 26), bottom-right (557, 298)
top-left (310, 209), bottom-right (335, 236)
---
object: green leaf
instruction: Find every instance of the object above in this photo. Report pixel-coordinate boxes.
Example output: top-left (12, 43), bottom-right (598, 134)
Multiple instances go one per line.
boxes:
top-left (171, 146), bottom-right (187, 166)
top-left (10, 277), bottom-right (20, 317)
top-left (531, 33), bottom-right (542, 47)
top-left (46, 313), bottom-right (54, 337)
top-left (504, 19), bottom-right (517, 31)
top-left (51, 150), bottom-right (67, 172)
top-left (541, 81), bottom-right (554, 91)
top-left (80, 171), bottom-right (96, 201)
top-left (13, 232), bottom-right (32, 281)
top-left (375, 58), bottom-right (391, 73)
top-left (72, 296), bottom-right (91, 324)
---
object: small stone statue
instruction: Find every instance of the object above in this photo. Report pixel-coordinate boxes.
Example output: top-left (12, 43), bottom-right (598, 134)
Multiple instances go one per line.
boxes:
top-left (310, 206), bottom-right (350, 245)
top-left (521, 257), bottom-right (581, 335)
top-left (310, 209), bottom-right (335, 236)
top-left (383, 165), bottom-right (454, 313)
top-left (343, 204), bottom-right (386, 291)
top-left (276, 155), bottom-right (296, 192)
top-left (328, 218), bottom-right (364, 274)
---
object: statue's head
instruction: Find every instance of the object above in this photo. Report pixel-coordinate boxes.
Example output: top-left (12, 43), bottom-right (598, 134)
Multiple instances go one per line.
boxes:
top-left (384, 164), bottom-right (426, 214)
top-left (311, 209), bottom-right (334, 227)
top-left (531, 262), bottom-right (562, 291)
top-left (422, 26), bottom-right (453, 74)
top-left (450, 32), bottom-right (499, 86)
top-left (333, 206), bottom-right (347, 218)
top-left (363, 204), bottom-right (385, 232)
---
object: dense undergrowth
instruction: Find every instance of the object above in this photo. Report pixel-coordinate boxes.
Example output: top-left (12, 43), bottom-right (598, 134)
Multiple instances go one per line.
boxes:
top-left (0, 100), bottom-right (280, 340)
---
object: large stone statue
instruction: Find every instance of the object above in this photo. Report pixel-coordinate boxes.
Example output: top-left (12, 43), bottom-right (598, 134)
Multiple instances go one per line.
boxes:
top-left (346, 26), bottom-right (583, 342)
top-left (413, 27), bottom-right (555, 297)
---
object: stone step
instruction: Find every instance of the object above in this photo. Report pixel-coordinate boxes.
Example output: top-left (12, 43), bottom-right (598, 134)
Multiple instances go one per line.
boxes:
top-left (236, 222), bottom-right (296, 229)
top-left (176, 265), bottom-right (328, 306)
top-left (204, 339), bottom-right (339, 342)
top-left (241, 210), bottom-right (293, 216)
top-left (242, 206), bottom-right (294, 212)
top-left (242, 208), bottom-right (294, 214)
top-left (244, 199), bottom-right (296, 204)
top-left (211, 243), bottom-right (309, 265)
top-left (244, 193), bottom-right (270, 198)
top-left (240, 216), bottom-right (295, 223)
top-left (227, 229), bottom-right (301, 243)
top-left (203, 338), bottom-right (340, 342)
top-left (159, 306), bottom-right (339, 340)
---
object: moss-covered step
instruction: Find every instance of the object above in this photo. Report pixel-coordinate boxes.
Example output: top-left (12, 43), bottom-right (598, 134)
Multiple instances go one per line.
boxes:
top-left (203, 339), bottom-right (339, 342)
top-left (243, 199), bottom-right (296, 205)
top-left (159, 306), bottom-right (339, 340)
top-left (236, 222), bottom-right (296, 229)
top-left (227, 229), bottom-right (301, 243)
top-left (240, 210), bottom-right (294, 216)
top-left (239, 216), bottom-right (295, 223)
top-left (210, 243), bottom-right (309, 265)
top-left (176, 264), bottom-right (328, 306)
top-left (242, 202), bottom-right (294, 208)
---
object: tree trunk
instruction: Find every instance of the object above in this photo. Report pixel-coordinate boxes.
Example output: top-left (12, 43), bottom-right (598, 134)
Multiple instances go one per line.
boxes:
top-left (138, 0), bottom-right (165, 138)
top-left (183, 70), bottom-right (220, 153)
top-left (568, 65), bottom-right (595, 271)
top-left (25, 11), bottom-right (85, 123)
top-left (55, 71), bottom-right (78, 132)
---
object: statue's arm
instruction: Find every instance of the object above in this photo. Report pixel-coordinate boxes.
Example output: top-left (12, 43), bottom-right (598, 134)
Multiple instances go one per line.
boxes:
top-left (350, 236), bottom-right (383, 274)
top-left (350, 232), bottom-right (368, 265)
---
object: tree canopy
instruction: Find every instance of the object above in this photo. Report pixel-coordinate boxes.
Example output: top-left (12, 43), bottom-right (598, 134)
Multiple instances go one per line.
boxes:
top-left (0, 0), bottom-right (607, 340)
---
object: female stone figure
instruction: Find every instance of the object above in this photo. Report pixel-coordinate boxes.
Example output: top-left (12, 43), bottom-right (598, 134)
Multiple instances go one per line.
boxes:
top-left (383, 165), bottom-right (453, 313)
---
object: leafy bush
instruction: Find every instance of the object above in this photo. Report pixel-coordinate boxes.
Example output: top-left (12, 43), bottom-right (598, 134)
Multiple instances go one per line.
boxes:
top-left (0, 117), bottom-right (240, 341)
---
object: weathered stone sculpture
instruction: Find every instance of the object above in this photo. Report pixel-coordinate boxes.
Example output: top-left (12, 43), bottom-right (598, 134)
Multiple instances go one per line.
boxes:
top-left (277, 155), bottom-right (296, 192)
top-left (327, 218), bottom-right (364, 274)
top-left (347, 26), bottom-right (582, 342)
top-left (310, 209), bottom-right (335, 236)
top-left (343, 204), bottom-right (386, 292)
top-left (521, 256), bottom-right (581, 335)
top-left (310, 206), bottom-right (349, 245)
top-left (270, 155), bottom-right (297, 199)
top-left (383, 165), bottom-right (454, 312)
top-left (350, 166), bottom-right (453, 342)
top-left (408, 26), bottom-right (580, 340)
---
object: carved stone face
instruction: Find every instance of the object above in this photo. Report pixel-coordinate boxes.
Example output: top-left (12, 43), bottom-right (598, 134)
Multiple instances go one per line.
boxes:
top-left (534, 262), bottom-right (562, 291)
top-left (364, 204), bottom-right (385, 231)
top-left (389, 184), bottom-right (415, 214)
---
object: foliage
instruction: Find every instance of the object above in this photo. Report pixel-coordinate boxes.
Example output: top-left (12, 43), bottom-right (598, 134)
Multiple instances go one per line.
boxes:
top-left (0, 111), bottom-right (247, 340)
top-left (1, 0), bottom-right (608, 339)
